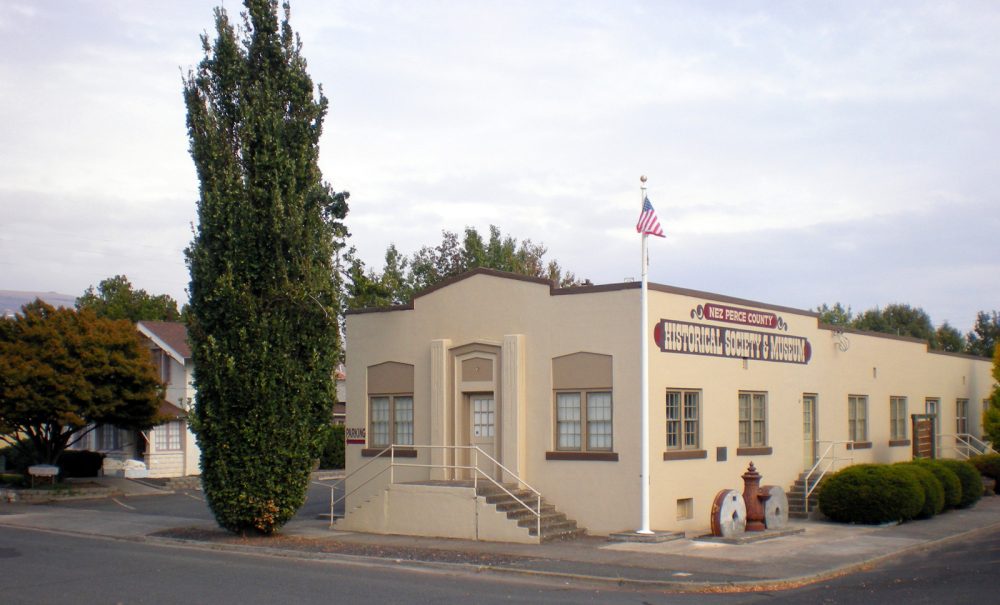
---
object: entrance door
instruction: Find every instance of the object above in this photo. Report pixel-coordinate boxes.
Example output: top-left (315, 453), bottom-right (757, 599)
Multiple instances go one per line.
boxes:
top-left (925, 398), bottom-right (940, 449)
top-left (803, 394), bottom-right (817, 470)
top-left (470, 394), bottom-right (496, 479)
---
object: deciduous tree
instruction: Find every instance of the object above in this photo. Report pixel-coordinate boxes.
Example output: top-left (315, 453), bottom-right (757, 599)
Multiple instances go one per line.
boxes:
top-left (967, 311), bottom-right (1000, 358)
top-left (184, 0), bottom-right (347, 534)
top-left (77, 275), bottom-right (181, 322)
top-left (0, 301), bottom-right (161, 466)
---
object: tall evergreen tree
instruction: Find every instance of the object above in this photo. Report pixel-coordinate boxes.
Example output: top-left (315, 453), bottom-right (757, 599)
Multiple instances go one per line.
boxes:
top-left (183, 0), bottom-right (348, 534)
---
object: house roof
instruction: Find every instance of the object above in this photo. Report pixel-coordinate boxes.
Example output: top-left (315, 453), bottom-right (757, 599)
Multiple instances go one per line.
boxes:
top-left (157, 399), bottom-right (187, 420)
top-left (137, 321), bottom-right (191, 364)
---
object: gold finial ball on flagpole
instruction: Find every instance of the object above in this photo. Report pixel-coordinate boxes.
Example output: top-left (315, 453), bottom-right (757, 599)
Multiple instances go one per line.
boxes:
top-left (640, 175), bottom-right (647, 184)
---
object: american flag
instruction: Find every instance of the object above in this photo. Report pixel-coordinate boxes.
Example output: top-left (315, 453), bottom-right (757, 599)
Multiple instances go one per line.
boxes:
top-left (635, 196), bottom-right (665, 237)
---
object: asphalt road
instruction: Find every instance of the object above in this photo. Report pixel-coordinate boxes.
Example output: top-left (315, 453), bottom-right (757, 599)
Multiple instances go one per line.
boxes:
top-left (48, 480), bottom-right (342, 521)
top-left (2, 524), bottom-right (998, 604)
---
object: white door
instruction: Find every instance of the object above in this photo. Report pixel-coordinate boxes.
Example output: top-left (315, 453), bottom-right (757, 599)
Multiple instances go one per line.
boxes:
top-left (803, 395), bottom-right (817, 470)
top-left (470, 394), bottom-right (496, 478)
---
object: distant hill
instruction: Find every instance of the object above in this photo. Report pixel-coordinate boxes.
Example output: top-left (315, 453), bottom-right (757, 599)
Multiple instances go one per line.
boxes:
top-left (0, 290), bottom-right (77, 317)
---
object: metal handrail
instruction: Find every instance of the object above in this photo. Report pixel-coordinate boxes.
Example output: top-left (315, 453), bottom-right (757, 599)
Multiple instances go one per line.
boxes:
top-left (939, 433), bottom-right (998, 459)
top-left (802, 440), bottom-right (853, 513)
top-left (328, 444), bottom-right (543, 538)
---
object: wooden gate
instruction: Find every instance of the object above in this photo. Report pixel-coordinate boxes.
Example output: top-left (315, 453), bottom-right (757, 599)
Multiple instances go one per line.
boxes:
top-left (911, 413), bottom-right (936, 459)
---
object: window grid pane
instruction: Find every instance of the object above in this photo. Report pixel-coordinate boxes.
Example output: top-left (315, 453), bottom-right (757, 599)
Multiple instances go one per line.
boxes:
top-left (370, 397), bottom-right (390, 447)
top-left (738, 393), bottom-right (751, 447)
top-left (587, 392), bottom-right (612, 450)
top-left (394, 396), bottom-right (414, 445)
top-left (665, 391), bottom-right (680, 449)
top-left (557, 393), bottom-right (581, 449)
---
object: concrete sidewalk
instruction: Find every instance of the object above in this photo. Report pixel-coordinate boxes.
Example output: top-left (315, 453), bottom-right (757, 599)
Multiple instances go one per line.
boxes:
top-left (1, 490), bottom-right (998, 592)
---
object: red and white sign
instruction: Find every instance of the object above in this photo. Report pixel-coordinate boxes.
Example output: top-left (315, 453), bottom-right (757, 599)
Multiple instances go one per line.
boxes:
top-left (703, 303), bottom-right (778, 329)
top-left (346, 427), bottom-right (366, 445)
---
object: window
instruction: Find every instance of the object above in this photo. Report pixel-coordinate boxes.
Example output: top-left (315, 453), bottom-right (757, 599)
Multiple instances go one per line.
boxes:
top-left (95, 424), bottom-right (123, 451)
top-left (956, 399), bottom-right (969, 435)
top-left (150, 349), bottom-right (171, 383)
top-left (666, 389), bottom-right (700, 450)
top-left (848, 395), bottom-right (868, 442)
top-left (550, 352), bottom-right (615, 458)
top-left (154, 421), bottom-right (183, 451)
top-left (556, 390), bottom-right (613, 451)
top-left (738, 392), bottom-right (767, 447)
top-left (925, 398), bottom-right (940, 436)
top-left (890, 396), bottom-right (907, 440)
top-left (368, 395), bottom-right (413, 448)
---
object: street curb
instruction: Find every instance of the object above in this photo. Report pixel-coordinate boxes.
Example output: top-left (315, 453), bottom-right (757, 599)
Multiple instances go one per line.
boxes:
top-left (133, 517), bottom-right (1000, 593)
top-left (4, 507), bottom-right (999, 593)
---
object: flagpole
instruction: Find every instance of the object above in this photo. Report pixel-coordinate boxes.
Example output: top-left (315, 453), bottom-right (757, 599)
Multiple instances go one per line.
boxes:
top-left (638, 175), bottom-right (652, 535)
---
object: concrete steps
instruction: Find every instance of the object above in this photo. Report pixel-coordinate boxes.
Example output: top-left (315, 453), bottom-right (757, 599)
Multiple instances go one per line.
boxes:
top-left (477, 484), bottom-right (585, 542)
top-left (786, 474), bottom-right (820, 519)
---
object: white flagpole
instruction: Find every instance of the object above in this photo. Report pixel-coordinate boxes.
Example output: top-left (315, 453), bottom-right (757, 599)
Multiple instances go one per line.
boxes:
top-left (638, 175), bottom-right (652, 535)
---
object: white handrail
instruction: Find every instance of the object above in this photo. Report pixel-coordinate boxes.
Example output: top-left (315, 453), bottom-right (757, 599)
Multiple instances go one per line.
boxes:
top-left (939, 433), bottom-right (998, 459)
top-left (329, 444), bottom-right (544, 538)
top-left (802, 440), bottom-right (853, 513)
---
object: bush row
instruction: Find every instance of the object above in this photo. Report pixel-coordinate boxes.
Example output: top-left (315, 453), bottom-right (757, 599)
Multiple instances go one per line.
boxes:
top-left (969, 453), bottom-right (1000, 494)
top-left (318, 425), bottom-right (345, 470)
top-left (819, 458), bottom-right (983, 524)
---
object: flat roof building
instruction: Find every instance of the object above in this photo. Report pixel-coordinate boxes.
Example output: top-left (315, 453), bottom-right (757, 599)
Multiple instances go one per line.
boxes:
top-left (339, 269), bottom-right (993, 541)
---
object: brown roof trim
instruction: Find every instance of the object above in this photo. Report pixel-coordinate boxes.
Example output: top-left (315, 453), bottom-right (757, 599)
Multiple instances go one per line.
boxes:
top-left (818, 323), bottom-right (930, 346)
top-left (927, 349), bottom-right (993, 361)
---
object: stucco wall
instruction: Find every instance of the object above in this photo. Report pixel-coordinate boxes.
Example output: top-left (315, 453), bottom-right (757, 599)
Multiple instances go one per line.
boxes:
top-left (344, 272), bottom-right (994, 537)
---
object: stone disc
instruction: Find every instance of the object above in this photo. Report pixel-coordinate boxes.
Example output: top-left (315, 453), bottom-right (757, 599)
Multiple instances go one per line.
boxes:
top-left (710, 489), bottom-right (747, 537)
top-left (761, 485), bottom-right (789, 529)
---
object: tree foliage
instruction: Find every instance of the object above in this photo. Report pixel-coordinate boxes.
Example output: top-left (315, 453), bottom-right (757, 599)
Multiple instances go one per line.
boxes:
top-left (983, 343), bottom-right (1000, 448)
top-left (853, 304), bottom-right (936, 342)
top-left (933, 322), bottom-right (966, 353)
top-left (76, 275), bottom-right (182, 322)
top-left (184, 0), bottom-right (347, 534)
top-left (0, 301), bottom-right (161, 466)
top-left (345, 225), bottom-right (583, 310)
top-left (814, 302), bottom-right (853, 326)
top-left (967, 311), bottom-right (1000, 358)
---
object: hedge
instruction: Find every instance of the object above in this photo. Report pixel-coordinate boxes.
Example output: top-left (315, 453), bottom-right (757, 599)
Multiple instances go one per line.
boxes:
top-left (819, 464), bottom-right (923, 524)
top-left (914, 459), bottom-right (963, 509)
top-left (894, 462), bottom-right (945, 518)
top-left (936, 459), bottom-right (982, 508)
top-left (319, 425), bottom-right (345, 470)
top-left (969, 453), bottom-right (1000, 494)
top-left (58, 450), bottom-right (105, 478)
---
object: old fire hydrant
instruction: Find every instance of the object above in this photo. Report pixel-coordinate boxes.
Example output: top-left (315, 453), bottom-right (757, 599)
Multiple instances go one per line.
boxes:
top-left (742, 461), bottom-right (766, 532)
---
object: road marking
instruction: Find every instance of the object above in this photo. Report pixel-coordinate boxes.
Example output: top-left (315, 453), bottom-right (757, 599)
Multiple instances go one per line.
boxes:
top-left (111, 498), bottom-right (135, 511)
top-left (184, 492), bottom-right (205, 502)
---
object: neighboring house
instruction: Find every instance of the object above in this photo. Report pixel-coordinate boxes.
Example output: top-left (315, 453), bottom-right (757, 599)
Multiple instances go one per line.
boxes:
top-left (136, 321), bottom-right (201, 478)
top-left (340, 269), bottom-right (994, 541)
top-left (333, 364), bottom-right (347, 426)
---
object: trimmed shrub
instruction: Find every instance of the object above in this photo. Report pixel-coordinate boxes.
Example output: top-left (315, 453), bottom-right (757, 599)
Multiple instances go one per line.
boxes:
top-left (914, 459), bottom-right (962, 509)
top-left (819, 464), bottom-right (923, 524)
top-left (894, 463), bottom-right (945, 518)
top-left (937, 459), bottom-right (982, 508)
top-left (58, 451), bottom-right (105, 478)
top-left (0, 442), bottom-right (36, 474)
top-left (319, 425), bottom-right (345, 470)
top-left (969, 453), bottom-right (1000, 494)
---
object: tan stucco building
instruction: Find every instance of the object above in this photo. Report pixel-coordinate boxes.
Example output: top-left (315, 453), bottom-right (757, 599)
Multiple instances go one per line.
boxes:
top-left (339, 269), bottom-right (993, 540)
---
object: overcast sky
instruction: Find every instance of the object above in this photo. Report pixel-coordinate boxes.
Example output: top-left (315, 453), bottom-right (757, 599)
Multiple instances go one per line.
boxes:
top-left (2, 1), bottom-right (998, 332)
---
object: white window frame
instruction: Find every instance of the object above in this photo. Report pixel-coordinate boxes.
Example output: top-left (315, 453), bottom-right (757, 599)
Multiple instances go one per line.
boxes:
top-left (738, 391), bottom-right (768, 448)
top-left (849, 395), bottom-right (868, 442)
top-left (368, 394), bottom-right (414, 448)
top-left (890, 396), bottom-right (907, 440)
top-left (666, 389), bottom-right (701, 450)
top-left (555, 389), bottom-right (613, 452)
top-left (154, 421), bottom-right (183, 451)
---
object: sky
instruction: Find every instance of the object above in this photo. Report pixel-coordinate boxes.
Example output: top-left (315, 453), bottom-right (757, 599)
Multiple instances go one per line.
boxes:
top-left (1, 0), bottom-right (998, 332)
